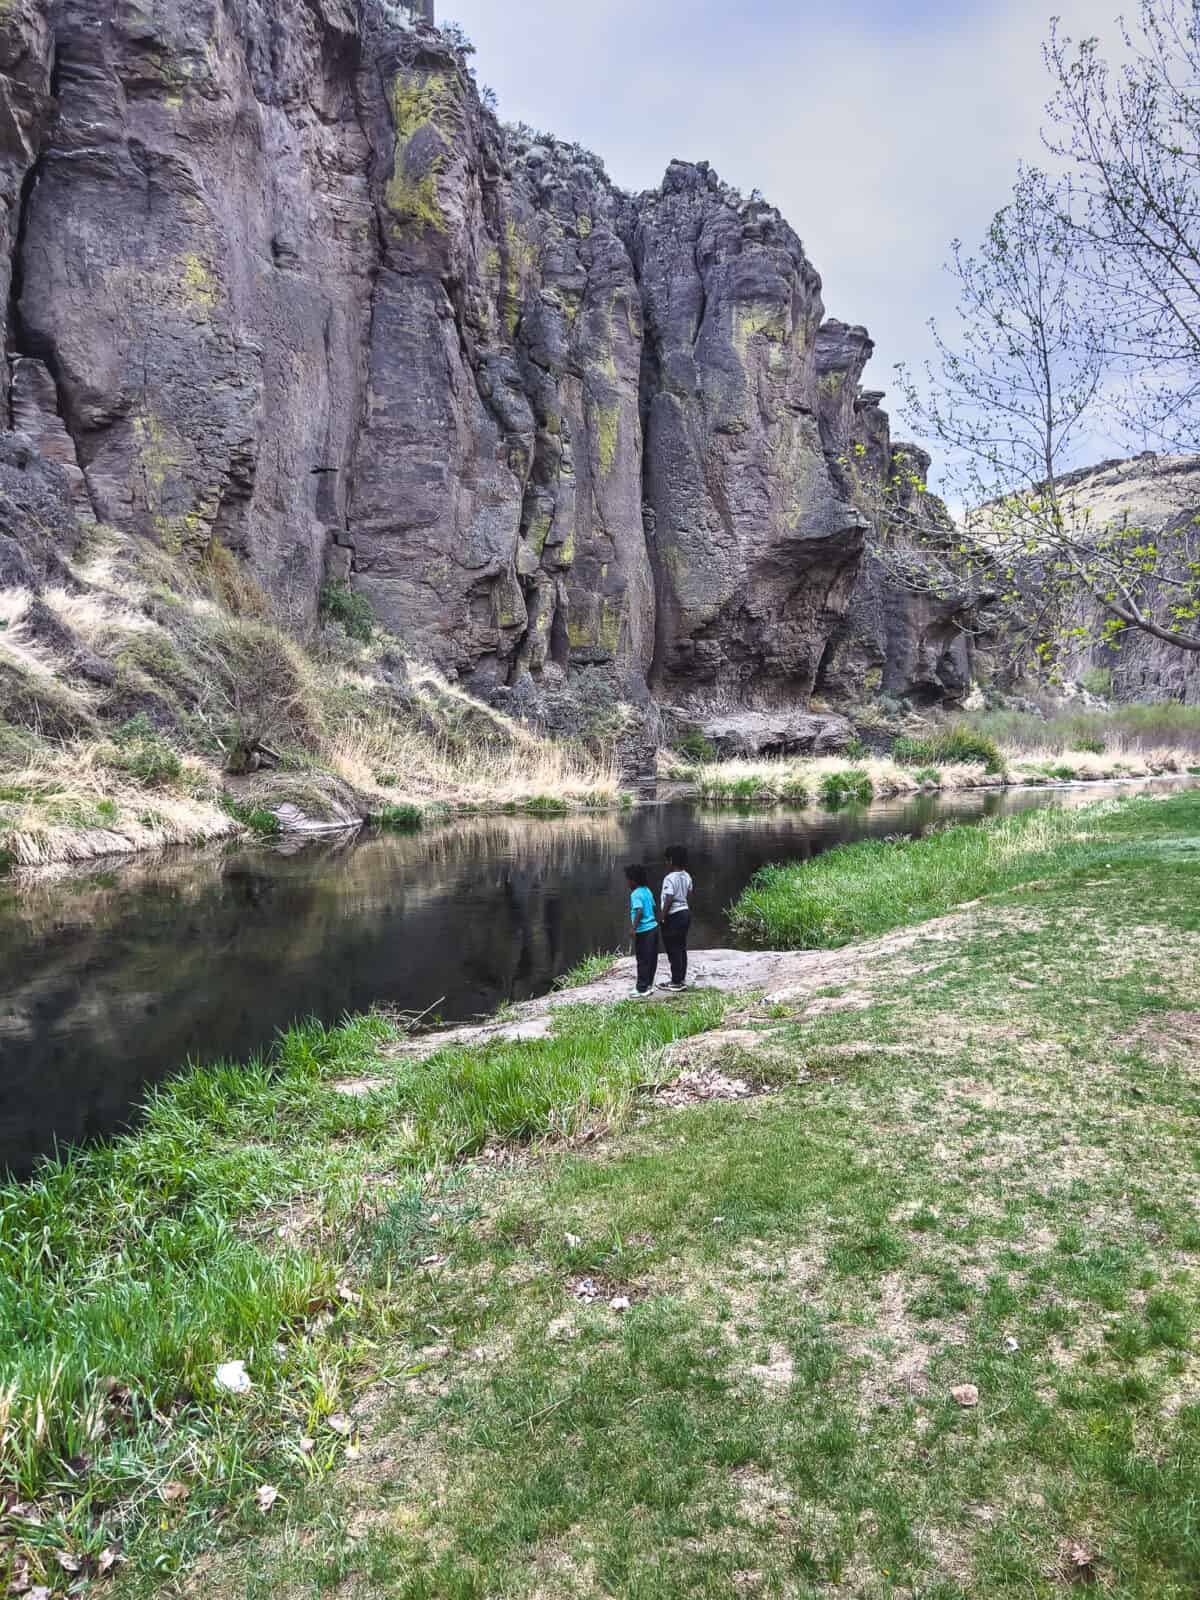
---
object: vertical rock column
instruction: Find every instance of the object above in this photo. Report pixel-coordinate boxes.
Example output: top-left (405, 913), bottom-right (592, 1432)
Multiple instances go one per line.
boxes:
top-left (16, 0), bottom-right (375, 624)
top-left (348, 30), bottom-right (654, 712)
top-left (630, 163), bottom-right (868, 706)
top-left (0, 0), bottom-right (53, 413)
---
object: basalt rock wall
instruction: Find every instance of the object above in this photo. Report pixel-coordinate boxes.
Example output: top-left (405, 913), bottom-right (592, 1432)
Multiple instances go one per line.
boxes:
top-left (2, 0), bottom-right (973, 755)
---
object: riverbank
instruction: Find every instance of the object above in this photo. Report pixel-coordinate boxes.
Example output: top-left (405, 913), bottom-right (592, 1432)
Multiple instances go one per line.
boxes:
top-left (0, 523), bottom-right (627, 872)
top-left (3, 788), bottom-right (1200, 1596)
top-left (727, 784), bottom-right (1200, 948)
top-left (665, 744), bottom-right (1200, 810)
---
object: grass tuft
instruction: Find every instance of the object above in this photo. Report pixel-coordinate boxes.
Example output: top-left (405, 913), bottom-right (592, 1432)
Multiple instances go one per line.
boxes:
top-left (817, 767), bottom-right (874, 808)
top-left (553, 949), bottom-right (622, 990)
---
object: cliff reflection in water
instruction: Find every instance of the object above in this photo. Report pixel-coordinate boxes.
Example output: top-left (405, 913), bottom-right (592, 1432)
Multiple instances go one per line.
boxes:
top-left (0, 783), bottom-right (1173, 1177)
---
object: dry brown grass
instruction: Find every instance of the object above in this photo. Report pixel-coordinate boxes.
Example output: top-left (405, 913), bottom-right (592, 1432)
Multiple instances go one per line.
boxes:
top-left (328, 668), bottom-right (622, 809)
top-left (1006, 742), bottom-right (1190, 781)
top-left (685, 751), bottom-right (993, 801)
top-left (1, 525), bottom-right (626, 871)
top-left (0, 739), bottom-right (236, 867)
top-left (678, 742), bottom-right (1197, 807)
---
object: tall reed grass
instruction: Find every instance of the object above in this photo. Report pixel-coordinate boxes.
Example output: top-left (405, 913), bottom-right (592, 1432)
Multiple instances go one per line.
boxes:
top-left (964, 704), bottom-right (1200, 757)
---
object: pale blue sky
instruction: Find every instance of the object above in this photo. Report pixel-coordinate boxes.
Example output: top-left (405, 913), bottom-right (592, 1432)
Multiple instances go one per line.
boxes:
top-left (446, 0), bottom-right (1123, 484)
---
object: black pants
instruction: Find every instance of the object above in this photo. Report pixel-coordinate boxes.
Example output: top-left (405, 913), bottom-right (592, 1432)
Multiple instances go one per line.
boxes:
top-left (661, 909), bottom-right (691, 986)
top-left (634, 928), bottom-right (659, 993)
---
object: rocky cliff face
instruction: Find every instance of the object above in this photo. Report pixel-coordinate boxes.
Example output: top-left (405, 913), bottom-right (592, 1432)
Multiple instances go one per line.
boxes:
top-left (0, 0), bottom-right (973, 760)
top-left (1054, 454), bottom-right (1200, 705)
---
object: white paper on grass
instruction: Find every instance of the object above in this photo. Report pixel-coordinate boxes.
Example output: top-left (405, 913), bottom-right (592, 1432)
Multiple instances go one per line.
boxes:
top-left (214, 1360), bottom-right (253, 1394)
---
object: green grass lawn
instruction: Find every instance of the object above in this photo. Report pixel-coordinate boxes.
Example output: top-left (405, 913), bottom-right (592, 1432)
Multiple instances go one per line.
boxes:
top-left (3, 791), bottom-right (1200, 1597)
top-left (729, 786), bottom-right (1200, 948)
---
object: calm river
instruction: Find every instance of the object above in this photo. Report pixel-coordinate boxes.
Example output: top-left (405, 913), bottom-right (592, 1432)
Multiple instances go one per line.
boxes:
top-left (0, 779), bottom-right (1187, 1176)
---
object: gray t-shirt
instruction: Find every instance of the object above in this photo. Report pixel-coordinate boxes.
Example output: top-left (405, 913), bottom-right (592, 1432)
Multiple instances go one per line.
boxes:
top-left (661, 869), bottom-right (693, 915)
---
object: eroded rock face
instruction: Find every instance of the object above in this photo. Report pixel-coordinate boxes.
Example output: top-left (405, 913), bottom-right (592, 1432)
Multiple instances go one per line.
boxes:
top-left (0, 432), bottom-right (82, 591)
top-left (1054, 454), bottom-right (1200, 705)
top-left (0, 0), bottom-right (52, 385)
top-left (20, 0), bottom-right (374, 624)
top-left (632, 168), bottom-right (867, 704)
top-left (687, 709), bottom-right (853, 759)
top-left (810, 322), bottom-right (979, 707)
top-left (348, 27), bottom-right (654, 716)
top-left (2, 0), bottom-right (976, 739)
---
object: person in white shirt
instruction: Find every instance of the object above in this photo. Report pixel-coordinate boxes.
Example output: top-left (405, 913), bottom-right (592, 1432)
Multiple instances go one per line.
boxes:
top-left (658, 845), bottom-right (693, 991)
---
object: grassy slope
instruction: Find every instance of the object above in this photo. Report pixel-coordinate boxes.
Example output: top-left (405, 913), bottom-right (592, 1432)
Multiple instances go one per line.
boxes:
top-left (0, 529), bottom-right (624, 870)
top-left (3, 792), bottom-right (1200, 1597)
top-left (729, 787), bottom-right (1197, 948)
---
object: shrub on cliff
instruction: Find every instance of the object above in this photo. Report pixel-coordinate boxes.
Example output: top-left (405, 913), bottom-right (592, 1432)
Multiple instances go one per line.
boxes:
top-left (197, 616), bottom-right (322, 766)
top-left (319, 580), bottom-right (376, 645)
top-left (677, 731), bottom-right (717, 764)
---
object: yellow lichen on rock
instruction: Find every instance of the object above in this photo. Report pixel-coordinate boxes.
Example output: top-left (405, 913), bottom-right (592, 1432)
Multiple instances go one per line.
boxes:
top-left (385, 70), bottom-right (452, 233)
top-left (178, 253), bottom-right (217, 313)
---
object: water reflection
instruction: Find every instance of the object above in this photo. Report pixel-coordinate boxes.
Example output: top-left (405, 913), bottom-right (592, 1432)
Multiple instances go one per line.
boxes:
top-left (0, 780), bottom-right (1186, 1176)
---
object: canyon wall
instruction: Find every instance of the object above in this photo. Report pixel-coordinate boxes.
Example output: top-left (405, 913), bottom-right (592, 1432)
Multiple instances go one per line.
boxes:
top-left (1, 0), bottom-right (976, 757)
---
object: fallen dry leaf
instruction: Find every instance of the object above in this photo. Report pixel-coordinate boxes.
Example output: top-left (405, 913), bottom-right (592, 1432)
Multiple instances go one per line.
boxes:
top-left (345, 1441), bottom-right (361, 1462)
top-left (158, 1480), bottom-right (190, 1505)
top-left (609, 1295), bottom-right (631, 1312)
top-left (951, 1384), bottom-right (980, 1408)
top-left (1065, 1540), bottom-right (1098, 1580)
top-left (97, 1548), bottom-right (121, 1575)
top-left (56, 1552), bottom-right (82, 1573)
top-left (29, 1589), bottom-right (51, 1600)
top-left (336, 1280), bottom-right (361, 1306)
top-left (255, 1484), bottom-right (279, 1514)
top-left (298, 1435), bottom-right (315, 1454)
top-left (326, 1413), bottom-right (352, 1436)
top-left (564, 1232), bottom-right (581, 1249)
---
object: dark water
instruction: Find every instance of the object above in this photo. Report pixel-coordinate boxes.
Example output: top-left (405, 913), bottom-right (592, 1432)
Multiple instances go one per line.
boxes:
top-left (0, 779), bottom-right (1186, 1177)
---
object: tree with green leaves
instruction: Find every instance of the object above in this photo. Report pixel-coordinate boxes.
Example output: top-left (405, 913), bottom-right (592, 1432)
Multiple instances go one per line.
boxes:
top-left (871, 3), bottom-right (1200, 672)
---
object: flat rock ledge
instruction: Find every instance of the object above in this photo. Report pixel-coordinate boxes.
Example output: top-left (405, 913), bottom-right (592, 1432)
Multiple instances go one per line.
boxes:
top-left (327, 929), bottom-right (946, 1092)
top-left (688, 711), bottom-right (854, 758)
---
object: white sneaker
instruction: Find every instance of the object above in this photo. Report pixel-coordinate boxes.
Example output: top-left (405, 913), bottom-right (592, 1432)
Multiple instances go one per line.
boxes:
top-left (629, 987), bottom-right (651, 999)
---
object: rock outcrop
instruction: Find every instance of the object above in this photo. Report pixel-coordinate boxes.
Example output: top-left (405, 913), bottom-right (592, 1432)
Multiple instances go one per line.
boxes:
top-left (0, 0), bottom-right (979, 753)
top-left (807, 321), bottom-right (982, 707)
top-left (1053, 454), bottom-right (1200, 705)
top-left (632, 168), bottom-right (867, 703)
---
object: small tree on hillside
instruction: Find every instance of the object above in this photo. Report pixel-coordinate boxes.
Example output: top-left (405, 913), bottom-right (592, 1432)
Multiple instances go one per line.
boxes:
top-left (873, 161), bottom-right (1200, 667)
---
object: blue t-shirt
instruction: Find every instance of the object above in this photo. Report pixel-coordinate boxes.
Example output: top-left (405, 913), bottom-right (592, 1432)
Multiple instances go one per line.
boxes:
top-left (630, 885), bottom-right (658, 932)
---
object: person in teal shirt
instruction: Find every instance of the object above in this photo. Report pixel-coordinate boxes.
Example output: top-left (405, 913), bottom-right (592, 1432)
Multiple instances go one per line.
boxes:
top-left (625, 863), bottom-right (659, 997)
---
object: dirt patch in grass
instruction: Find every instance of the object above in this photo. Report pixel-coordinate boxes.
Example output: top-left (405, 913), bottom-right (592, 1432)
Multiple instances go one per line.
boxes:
top-left (657, 1064), bottom-right (764, 1106)
top-left (1119, 1008), bottom-right (1200, 1060)
top-left (842, 1272), bottom-right (970, 1410)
